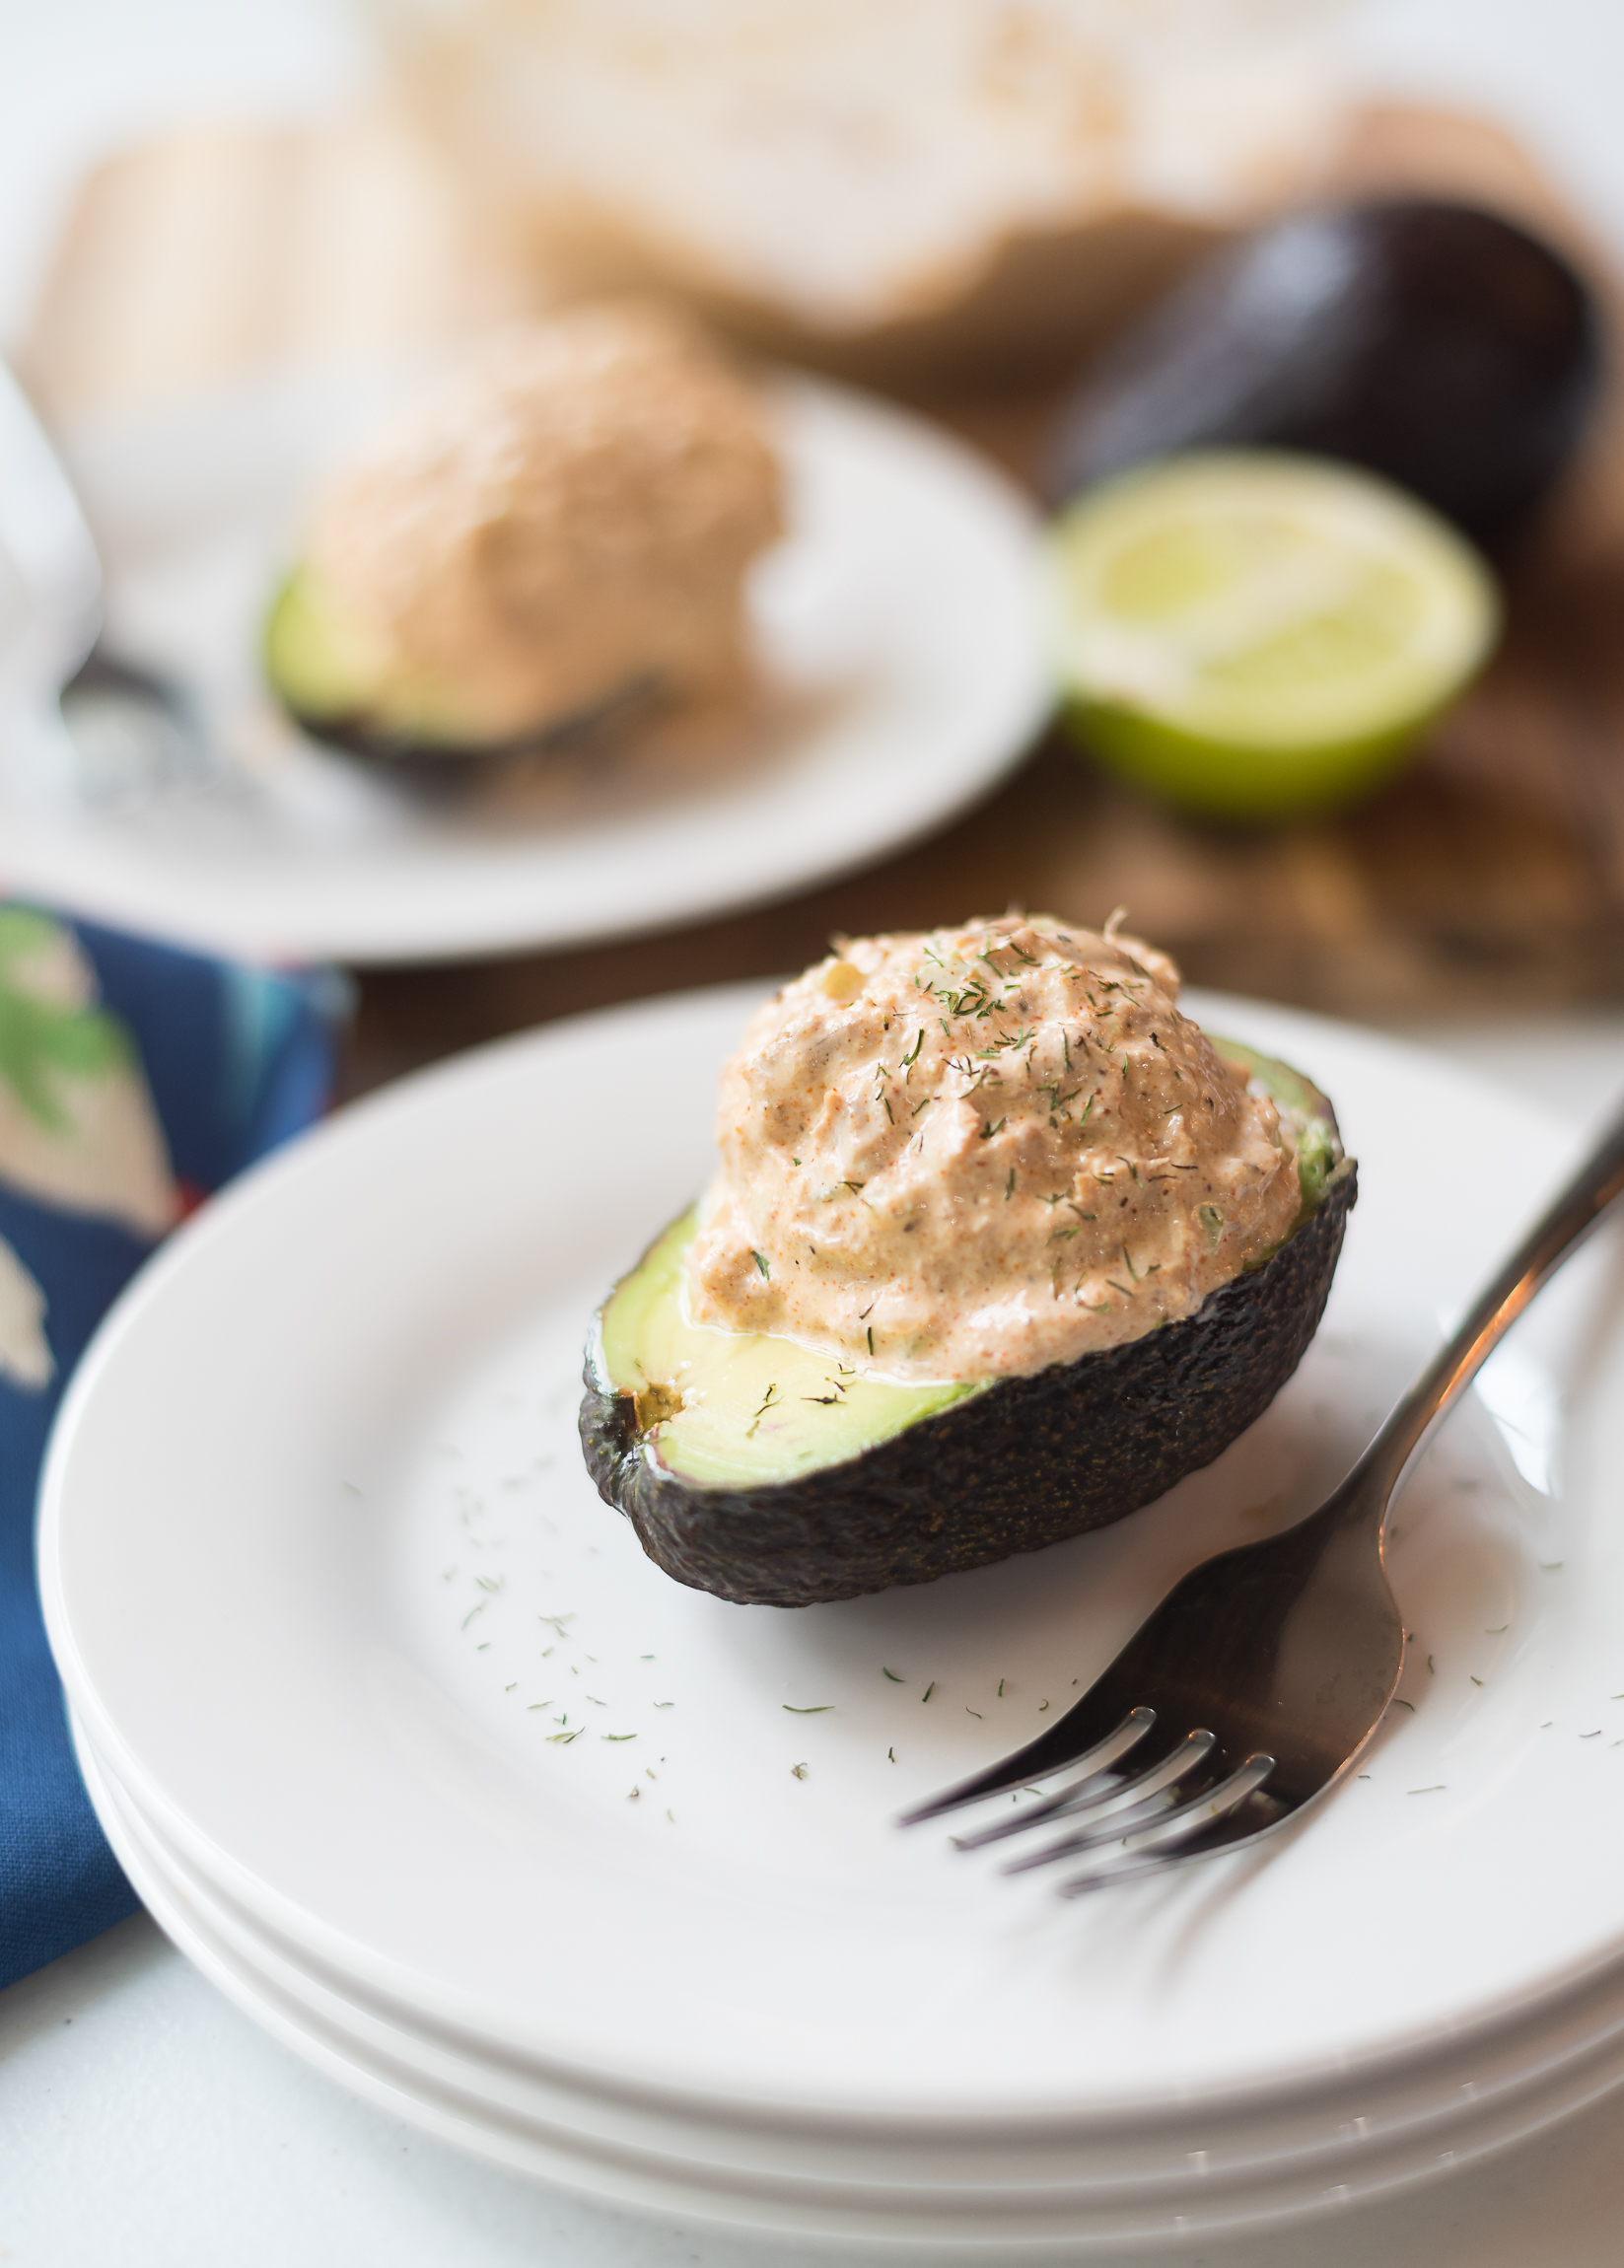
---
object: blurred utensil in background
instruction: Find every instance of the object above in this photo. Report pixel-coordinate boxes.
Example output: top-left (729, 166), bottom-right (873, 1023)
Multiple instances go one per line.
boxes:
top-left (0, 357), bottom-right (100, 793)
top-left (0, 361), bottom-right (209, 810)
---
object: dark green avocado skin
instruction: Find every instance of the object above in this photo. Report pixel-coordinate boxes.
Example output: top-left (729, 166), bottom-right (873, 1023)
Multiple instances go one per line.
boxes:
top-left (579, 1166), bottom-right (1356, 1608)
top-left (1046, 200), bottom-right (1600, 545)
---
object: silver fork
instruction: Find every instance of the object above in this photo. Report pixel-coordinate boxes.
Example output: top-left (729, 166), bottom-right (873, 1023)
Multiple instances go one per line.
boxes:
top-left (900, 1099), bottom-right (1624, 1895)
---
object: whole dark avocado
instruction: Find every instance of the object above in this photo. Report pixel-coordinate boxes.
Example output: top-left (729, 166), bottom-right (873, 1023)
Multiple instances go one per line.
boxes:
top-left (580, 1164), bottom-right (1356, 1610)
top-left (1046, 199), bottom-right (1601, 544)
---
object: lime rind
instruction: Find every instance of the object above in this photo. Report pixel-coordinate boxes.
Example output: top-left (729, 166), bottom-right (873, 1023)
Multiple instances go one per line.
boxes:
top-left (1046, 450), bottom-right (1500, 816)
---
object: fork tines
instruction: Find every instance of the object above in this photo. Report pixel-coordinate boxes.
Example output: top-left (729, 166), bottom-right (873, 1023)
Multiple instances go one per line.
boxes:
top-left (902, 1704), bottom-right (1281, 1895)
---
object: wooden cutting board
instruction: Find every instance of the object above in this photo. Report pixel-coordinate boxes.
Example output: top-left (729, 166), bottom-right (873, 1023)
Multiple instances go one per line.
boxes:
top-left (18, 99), bottom-right (1624, 1093)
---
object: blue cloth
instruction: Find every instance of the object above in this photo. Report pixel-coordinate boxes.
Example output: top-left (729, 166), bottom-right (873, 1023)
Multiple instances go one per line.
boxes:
top-left (0, 906), bottom-right (339, 1991)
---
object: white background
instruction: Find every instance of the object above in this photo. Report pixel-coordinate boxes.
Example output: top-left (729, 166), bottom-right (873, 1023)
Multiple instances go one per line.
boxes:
top-left (5, 4), bottom-right (1624, 2263)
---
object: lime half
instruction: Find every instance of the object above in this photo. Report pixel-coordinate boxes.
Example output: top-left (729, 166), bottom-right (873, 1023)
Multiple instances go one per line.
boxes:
top-left (1047, 451), bottom-right (1500, 817)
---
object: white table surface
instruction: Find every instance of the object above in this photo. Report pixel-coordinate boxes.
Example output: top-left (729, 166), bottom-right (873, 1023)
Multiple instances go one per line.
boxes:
top-left (7, 5), bottom-right (1624, 2262)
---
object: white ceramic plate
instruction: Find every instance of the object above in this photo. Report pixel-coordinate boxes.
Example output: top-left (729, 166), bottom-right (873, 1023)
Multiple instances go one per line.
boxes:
top-left (37, 987), bottom-right (1624, 2212)
top-left (68, 1705), bottom-right (1624, 2253)
top-left (4, 375), bottom-right (1047, 964)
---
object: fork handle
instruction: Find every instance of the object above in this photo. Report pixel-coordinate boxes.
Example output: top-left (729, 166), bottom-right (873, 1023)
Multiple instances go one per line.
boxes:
top-left (1351, 1095), bottom-right (1624, 1517)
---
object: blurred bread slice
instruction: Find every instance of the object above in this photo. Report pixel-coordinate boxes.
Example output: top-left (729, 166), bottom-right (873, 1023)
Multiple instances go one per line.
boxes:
top-left (386, 0), bottom-right (1347, 390)
top-left (19, 75), bottom-right (1597, 426)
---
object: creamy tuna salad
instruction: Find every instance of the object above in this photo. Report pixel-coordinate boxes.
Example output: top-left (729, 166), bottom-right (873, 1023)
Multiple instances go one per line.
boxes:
top-left (686, 913), bottom-right (1304, 1382)
top-left (296, 303), bottom-right (783, 746)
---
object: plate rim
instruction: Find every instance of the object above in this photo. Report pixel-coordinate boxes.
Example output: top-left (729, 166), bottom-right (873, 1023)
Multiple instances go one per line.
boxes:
top-left (7, 373), bottom-right (1052, 965)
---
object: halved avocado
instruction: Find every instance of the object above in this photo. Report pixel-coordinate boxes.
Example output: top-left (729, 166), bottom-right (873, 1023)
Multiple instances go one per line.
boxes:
top-left (579, 1047), bottom-right (1356, 1607)
top-left (263, 568), bottom-right (653, 766)
top-left (263, 567), bottom-right (502, 762)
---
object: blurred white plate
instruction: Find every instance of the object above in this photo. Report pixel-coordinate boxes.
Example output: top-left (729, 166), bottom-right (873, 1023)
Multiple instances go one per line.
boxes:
top-left (3, 375), bottom-right (1047, 965)
top-left (36, 985), bottom-right (1624, 2245)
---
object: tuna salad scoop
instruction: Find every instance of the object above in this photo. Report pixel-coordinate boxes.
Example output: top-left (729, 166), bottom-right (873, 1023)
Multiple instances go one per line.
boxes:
top-left (265, 302), bottom-right (784, 752)
top-left (686, 914), bottom-right (1304, 1382)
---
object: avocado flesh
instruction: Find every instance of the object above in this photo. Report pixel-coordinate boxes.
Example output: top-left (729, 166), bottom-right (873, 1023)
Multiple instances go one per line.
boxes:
top-left (600, 1208), bottom-right (982, 1488)
top-left (1216, 1039), bottom-right (1339, 1225)
top-left (263, 569), bottom-right (515, 757)
top-left (582, 1043), bottom-right (1353, 1607)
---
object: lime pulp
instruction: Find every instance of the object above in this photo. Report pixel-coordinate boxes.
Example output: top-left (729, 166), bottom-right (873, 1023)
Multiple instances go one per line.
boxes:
top-left (1046, 450), bottom-right (1501, 817)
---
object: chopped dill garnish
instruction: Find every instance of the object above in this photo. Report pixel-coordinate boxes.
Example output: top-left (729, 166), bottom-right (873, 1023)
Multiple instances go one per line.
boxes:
top-left (751, 1248), bottom-right (771, 1278)
top-left (791, 1762), bottom-right (808, 1779)
top-left (603, 1733), bottom-right (637, 1741)
top-left (887, 1746), bottom-right (896, 1762)
top-left (784, 1703), bottom-right (832, 1713)
top-left (1005, 1168), bottom-right (1016, 1199)
top-left (866, 1326), bottom-right (875, 1356)
top-left (883, 1666), bottom-right (904, 1681)
top-left (922, 1682), bottom-right (936, 1703)
top-left (997, 1679), bottom-right (1005, 1697)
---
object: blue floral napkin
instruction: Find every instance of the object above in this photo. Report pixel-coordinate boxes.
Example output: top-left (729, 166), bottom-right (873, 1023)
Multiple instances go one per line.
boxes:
top-left (0, 903), bottom-right (339, 1991)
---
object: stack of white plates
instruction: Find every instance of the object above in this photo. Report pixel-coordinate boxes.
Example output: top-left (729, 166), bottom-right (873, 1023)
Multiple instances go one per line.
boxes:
top-left (39, 984), bottom-right (1624, 2258)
